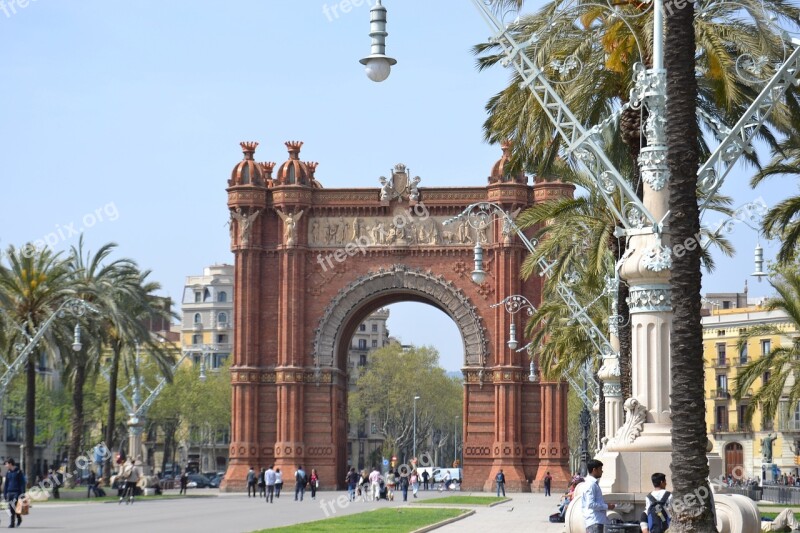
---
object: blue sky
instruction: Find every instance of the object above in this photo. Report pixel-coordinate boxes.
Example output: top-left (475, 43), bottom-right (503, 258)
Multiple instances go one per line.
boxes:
top-left (0, 0), bottom-right (789, 372)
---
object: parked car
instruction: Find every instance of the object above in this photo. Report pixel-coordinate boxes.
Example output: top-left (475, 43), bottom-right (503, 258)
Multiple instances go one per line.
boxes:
top-left (208, 474), bottom-right (224, 488)
top-left (187, 474), bottom-right (210, 488)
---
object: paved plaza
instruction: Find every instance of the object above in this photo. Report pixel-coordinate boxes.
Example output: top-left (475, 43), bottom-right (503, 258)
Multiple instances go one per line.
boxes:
top-left (5, 489), bottom-right (568, 532)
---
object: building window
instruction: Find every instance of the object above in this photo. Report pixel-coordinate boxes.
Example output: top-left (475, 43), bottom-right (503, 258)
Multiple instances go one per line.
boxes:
top-left (203, 288), bottom-right (211, 302)
top-left (212, 354), bottom-right (228, 369)
top-left (715, 405), bottom-right (727, 431)
top-left (217, 312), bottom-right (228, 324)
top-left (194, 313), bottom-right (202, 324)
top-left (722, 300), bottom-right (731, 309)
top-left (4, 418), bottom-right (23, 442)
top-left (359, 354), bottom-right (367, 366)
top-left (372, 339), bottom-right (378, 348)
top-left (738, 404), bottom-right (748, 430)
top-left (358, 339), bottom-right (367, 349)
top-left (739, 343), bottom-right (748, 364)
top-left (218, 291), bottom-right (227, 303)
top-left (192, 334), bottom-right (202, 345)
top-left (716, 343), bottom-right (726, 365)
top-left (217, 334), bottom-right (228, 344)
top-left (194, 291), bottom-right (202, 303)
top-left (359, 324), bottom-right (366, 332)
top-left (762, 339), bottom-right (772, 357)
top-left (763, 371), bottom-right (771, 385)
top-left (372, 324), bottom-right (378, 332)
top-left (717, 374), bottom-right (728, 391)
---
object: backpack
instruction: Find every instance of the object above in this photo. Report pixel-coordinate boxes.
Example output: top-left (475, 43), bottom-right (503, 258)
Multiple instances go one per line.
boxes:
top-left (647, 491), bottom-right (671, 533)
top-left (496, 472), bottom-right (503, 483)
top-left (296, 470), bottom-right (306, 484)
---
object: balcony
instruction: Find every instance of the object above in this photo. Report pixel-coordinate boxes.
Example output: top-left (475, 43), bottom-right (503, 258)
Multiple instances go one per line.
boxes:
top-left (192, 323), bottom-right (203, 331)
top-left (216, 322), bottom-right (229, 330)
top-left (711, 389), bottom-right (731, 400)
top-left (715, 358), bottom-right (729, 369)
top-left (710, 423), bottom-right (729, 433)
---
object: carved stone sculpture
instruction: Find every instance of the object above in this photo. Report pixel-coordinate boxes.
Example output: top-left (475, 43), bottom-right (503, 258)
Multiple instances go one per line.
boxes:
top-left (277, 209), bottom-right (304, 246)
top-left (231, 207), bottom-right (261, 246)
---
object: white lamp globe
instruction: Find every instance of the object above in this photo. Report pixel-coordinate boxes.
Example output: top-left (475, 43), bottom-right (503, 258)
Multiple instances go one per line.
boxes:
top-left (365, 58), bottom-right (391, 82)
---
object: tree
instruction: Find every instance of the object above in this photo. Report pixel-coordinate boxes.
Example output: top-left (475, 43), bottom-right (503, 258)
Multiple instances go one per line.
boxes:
top-left (349, 344), bottom-right (461, 464)
top-left (751, 132), bottom-right (800, 264)
top-left (99, 271), bottom-right (174, 483)
top-left (0, 244), bottom-right (72, 485)
top-left (733, 266), bottom-right (800, 422)
top-left (65, 237), bottom-right (143, 474)
top-left (666, 0), bottom-right (715, 528)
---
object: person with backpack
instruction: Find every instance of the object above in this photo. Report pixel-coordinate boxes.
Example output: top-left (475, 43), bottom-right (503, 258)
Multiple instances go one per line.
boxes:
top-left (258, 468), bottom-right (266, 498)
top-left (294, 465), bottom-right (307, 501)
top-left (495, 469), bottom-right (506, 497)
top-left (642, 472), bottom-right (672, 533)
top-left (544, 471), bottom-right (553, 496)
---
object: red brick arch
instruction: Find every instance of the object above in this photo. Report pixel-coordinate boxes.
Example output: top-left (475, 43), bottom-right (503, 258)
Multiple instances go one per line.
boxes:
top-left (221, 149), bottom-right (571, 492)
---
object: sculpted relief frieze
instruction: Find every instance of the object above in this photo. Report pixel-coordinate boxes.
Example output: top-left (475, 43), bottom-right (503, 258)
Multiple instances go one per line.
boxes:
top-left (307, 212), bottom-right (493, 248)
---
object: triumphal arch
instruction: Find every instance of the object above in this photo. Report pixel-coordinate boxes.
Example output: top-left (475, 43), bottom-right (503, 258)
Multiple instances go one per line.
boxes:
top-left (222, 140), bottom-right (572, 491)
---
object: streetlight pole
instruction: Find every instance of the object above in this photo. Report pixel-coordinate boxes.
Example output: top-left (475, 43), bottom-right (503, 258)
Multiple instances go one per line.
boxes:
top-left (413, 395), bottom-right (420, 460)
top-left (454, 415), bottom-right (459, 466)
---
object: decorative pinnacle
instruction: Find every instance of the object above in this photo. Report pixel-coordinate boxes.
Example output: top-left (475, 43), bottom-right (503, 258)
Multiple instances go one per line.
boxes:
top-left (240, 141), bottom-right (259, 160)
top-left (259, 162), bottom-right (276, 179)
top-left (285, 141), bottom-right (304, 159)
top-left (305, 161), bottom-right (319, 178)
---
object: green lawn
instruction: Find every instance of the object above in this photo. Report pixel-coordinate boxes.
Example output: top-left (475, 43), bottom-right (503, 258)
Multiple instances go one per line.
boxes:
top-left (256, 508), bottom-right (467, 532)
top-left (413, 495), bottom-right (507, 506)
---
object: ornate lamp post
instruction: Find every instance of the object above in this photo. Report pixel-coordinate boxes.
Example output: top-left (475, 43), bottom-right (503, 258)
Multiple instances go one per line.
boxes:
top-left (413, 395), bottom-right (420, 460)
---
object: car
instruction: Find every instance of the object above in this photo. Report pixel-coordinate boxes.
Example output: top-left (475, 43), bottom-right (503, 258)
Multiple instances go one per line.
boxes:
top-left (208, 474), bottom-right (224, 488)
top-left (186, 474), bottom-right (210, 488)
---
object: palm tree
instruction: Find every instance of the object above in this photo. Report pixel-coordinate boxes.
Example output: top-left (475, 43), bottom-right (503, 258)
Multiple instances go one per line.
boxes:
top-left (0, 245), bottom-right (72, 486)
top-left (64, 237), bottom-right (144, 473)
top-left (750, 132), bottom-right (800, 264)
top-left (99, 271), bottom-right (175, 483)
top-left (666, 0), bottom-right (715, 529)
top-left (733, 268), bottom-right (800, 423)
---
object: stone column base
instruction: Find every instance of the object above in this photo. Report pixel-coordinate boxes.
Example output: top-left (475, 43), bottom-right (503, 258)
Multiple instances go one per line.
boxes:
top-left (220, 463), bottom-right (249, 492)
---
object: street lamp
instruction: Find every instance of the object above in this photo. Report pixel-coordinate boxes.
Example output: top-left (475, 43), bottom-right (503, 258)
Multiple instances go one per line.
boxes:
top-left (413, 395), bottom-right (420, 460)
top-left (359, 0), bottom-right (396, 82)
top-left (453, 415), bottom-right (459, 466)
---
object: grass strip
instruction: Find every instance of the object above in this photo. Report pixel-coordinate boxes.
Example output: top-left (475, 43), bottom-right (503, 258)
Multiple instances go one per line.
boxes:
top-left (258, 507), bottom-right (466, 532)
top-left (413, 495), bottom-right (507, 506)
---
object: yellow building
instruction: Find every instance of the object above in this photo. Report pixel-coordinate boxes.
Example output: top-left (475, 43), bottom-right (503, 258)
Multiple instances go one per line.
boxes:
top-left (703, 304), bottom-right (799, 479)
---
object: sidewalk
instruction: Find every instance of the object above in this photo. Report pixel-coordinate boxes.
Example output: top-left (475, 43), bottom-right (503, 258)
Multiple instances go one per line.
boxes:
top-left (429, 492), bottom-right (566, 533)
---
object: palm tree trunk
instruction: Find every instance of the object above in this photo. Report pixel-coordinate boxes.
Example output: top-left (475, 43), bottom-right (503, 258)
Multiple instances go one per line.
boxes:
top-left (103, 342), bottom-right (121, 484)
top-left (666, 1), bottom-right (716, 530)
top-left (68, 360), bottom-right (86, 482)
top-left (24, 356), bottom-right (36, 488)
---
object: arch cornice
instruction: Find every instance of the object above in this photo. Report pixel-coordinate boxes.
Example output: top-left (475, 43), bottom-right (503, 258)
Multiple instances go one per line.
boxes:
top-left (312, 264), bottom-right (489, 368)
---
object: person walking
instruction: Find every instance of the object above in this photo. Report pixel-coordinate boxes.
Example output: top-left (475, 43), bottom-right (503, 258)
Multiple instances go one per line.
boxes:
top-left (274, 468), bottom-right (283, 498)
top-left (495, 469), bottom-right (506, 497)
top-left (346, 467), bottom-right (359, 502)
top-left (258, 468), bottom-right (266, 498)
top-left (294, 465), bottom-right (307, 501)
top-left (582, 459), bottom-right (616, 533)
top-left (399, 471), bottom-right (409, 502)
top-left (122, 456), bottom-right (142, 505)
top-left (309, 469), bottom-right (319, 501)
top-left (442, 470), bottom-right (451, 491)
top-left (265, 465), bottom-right (276, 503)
top-left (246, 466), bottom-right (257, 498)
top-left (369, 466), bottom-right (382, 502)
top-left (4, 458), bottom-right (25, 529)
top-left (87, 469), bottom-right (99, 498)
top-left (411, 470), bottom-right (419, 498)
top-left (421, 469), bottom-right (430, 491)
top-left (643, 472), bottom-right (672, 533)
top-left (544, 471), bottom-right (553, 497)
top-left (385, 468), bottom-right (397, 501)
top-left (179, 469), bottom-right (188, 495)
